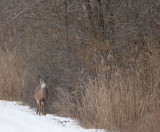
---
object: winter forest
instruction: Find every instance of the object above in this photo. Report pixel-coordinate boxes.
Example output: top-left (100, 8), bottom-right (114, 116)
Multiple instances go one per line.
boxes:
top-left (0, 0), bottom-right (160, 131)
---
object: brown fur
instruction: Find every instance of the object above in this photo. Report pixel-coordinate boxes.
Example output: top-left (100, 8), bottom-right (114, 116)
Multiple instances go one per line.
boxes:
top-left (34, 84), bottom-right (48, 115)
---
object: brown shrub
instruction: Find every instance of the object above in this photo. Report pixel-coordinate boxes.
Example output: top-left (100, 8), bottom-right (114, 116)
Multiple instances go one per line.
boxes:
top-left (55, 63), bottom-right (160, 130)
top-left (0, 52), bottom-right (36, 102)
top-left (122, 111), bottom-right (160, 132)
top-left (53, 87), bottom-right (75, 116)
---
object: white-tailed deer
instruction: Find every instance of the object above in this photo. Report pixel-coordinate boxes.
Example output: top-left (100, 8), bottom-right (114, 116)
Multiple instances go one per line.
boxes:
top-left (34, 76), bottom-right (49, 115)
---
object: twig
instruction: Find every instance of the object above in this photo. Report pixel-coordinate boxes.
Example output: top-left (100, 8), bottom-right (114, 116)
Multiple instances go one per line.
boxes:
top-left (10, 0), bottom-right (40, 22)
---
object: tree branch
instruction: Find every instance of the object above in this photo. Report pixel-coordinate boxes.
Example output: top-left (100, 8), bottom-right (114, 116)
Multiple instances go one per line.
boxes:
top-left (10, 0), bottom-right (41, 22)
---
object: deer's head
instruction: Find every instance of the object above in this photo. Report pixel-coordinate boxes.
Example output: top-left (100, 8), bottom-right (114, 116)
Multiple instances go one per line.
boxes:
top-left (38, 76), bottom-right (48, 89)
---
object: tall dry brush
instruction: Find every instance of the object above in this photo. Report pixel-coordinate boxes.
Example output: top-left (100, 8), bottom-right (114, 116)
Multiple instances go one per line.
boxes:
top-left (0, 51), bottom-right (36, 102)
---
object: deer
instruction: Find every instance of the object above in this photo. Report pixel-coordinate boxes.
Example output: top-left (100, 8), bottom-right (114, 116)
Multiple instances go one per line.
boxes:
top-left (34, 75), bottom-right (49, 115)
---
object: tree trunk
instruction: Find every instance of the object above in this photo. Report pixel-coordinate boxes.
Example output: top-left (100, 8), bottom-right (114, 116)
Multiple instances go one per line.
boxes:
top-left (82, 0), bottom-right (95, 33)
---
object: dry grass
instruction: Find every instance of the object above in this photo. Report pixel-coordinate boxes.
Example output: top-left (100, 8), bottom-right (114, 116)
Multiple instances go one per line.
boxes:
top-left (56, 64), bottom-right (160, 130)
top-left (0, 52), bottom-right (35, 101)
top-left (54, 87), bottom-right (75, 116)
top-left (122, 110), bottom-right (160, 132)
top-left (0, 48), bottom-right (159, 131)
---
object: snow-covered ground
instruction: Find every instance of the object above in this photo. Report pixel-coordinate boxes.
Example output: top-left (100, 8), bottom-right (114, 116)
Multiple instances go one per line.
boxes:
top-left (0, 100), bottom-right (105, 132)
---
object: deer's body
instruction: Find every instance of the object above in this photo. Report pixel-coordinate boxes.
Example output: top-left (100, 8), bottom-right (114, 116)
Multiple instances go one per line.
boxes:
top-left (34, 76), bottom-right (48, 115)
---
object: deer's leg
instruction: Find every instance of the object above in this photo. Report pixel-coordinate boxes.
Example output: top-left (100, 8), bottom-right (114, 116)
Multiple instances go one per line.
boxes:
top-left (43, 102), bottom-right (46, 115)
top-left (39, 103), bottom-right (41, 115)
top-left (39, 102), bottom-right (42, 115)
top-left (36, 104), bottom-right (38, 114)
top-left (38, 103), bottom-right (40, 115)
top-left (36, 100), bottom-right (39, 115)
top-left (41, 101), bottom-right (46, 115)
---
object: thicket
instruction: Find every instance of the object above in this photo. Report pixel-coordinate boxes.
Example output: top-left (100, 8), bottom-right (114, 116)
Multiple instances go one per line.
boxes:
top-left (0, 0), bottom-right (159, 131)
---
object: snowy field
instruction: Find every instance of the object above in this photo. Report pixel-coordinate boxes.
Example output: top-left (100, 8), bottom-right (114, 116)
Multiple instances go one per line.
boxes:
top-left (0, 100), bottom-right (105, 132)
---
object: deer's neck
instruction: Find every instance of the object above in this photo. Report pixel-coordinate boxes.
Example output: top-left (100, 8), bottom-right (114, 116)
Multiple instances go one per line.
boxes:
top-left (41, 83), bottom-right (46, 89)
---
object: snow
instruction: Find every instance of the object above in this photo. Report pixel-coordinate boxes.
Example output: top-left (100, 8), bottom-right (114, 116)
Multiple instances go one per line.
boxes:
top-left (0, 100), bottom-right (105, 132)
